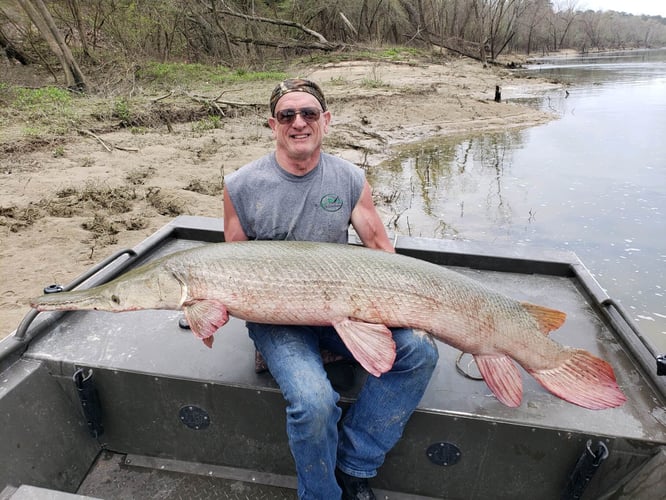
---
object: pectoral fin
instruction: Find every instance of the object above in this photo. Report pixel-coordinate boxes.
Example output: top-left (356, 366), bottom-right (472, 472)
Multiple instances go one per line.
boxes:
top-left (183, 299), bottom-right (229, 348)
top-left (332, 318), bottom-right (396, 377)
top-left (474, 354), bottom-right (523, 407)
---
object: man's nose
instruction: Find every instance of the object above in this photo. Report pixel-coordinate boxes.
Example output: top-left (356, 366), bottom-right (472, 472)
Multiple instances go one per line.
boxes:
top-left (292, 113), bottom-right (309, 126)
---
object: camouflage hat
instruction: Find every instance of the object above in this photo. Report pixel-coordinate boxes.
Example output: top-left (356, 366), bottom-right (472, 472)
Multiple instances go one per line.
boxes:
top-left (269, 78), bottom-right (327, 116)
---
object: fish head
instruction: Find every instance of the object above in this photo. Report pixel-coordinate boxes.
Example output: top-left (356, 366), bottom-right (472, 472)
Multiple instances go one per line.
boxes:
top-left (30, 264), bottom-right (184, 313)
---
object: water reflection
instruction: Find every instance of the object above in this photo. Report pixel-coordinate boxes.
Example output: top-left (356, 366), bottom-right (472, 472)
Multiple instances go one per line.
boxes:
top-left (369, 130), bottom-right (528, 241)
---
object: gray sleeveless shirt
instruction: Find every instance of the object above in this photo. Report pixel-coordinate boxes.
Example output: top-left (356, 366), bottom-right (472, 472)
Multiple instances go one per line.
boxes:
top-left (225, 152), bottom-right (365, 243)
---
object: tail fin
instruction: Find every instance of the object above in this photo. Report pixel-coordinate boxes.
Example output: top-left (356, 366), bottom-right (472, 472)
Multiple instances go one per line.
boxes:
top-left (474, 354), bottom-right (523, 407)
top-left (529, 349), bottom-right (626, 409)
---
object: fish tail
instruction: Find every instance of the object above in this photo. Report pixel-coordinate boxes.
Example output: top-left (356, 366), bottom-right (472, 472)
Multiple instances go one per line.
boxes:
top-left (474, 354), bottom-right (523, 407)
top-left (529, 349), bottom-right (627, 409)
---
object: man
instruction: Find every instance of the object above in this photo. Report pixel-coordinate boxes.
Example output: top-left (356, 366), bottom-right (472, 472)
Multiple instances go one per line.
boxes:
top-left (223, 78), bottom-right (438, 500)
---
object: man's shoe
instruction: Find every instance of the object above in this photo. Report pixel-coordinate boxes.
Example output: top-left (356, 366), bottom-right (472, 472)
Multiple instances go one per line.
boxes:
top-left (335, 468), bottom-right (376, 500)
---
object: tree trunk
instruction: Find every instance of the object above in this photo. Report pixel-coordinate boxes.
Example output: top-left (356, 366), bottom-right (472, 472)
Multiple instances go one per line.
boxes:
top-left (66, 0), bottom-right (92, 61)
top-left (0, 26), bottom-right (31, 64)
top-left (16, 0), bottom-right (87, 91)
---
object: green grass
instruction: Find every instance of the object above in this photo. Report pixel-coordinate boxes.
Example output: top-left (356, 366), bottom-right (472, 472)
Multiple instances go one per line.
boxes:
top-left (361, 77), bottom-right (388, 88)
top-left (13, 86), bottom-right (72, 110)
top-left (192, 115), bottom-right (222, 132)
top-left (6, 86), bottom-right (78, 136)
top-left (137, 62), bottom-right (286, 88)
top-left (378, 47), bottom-right (423, 59)
top-left (112, 98), bottom-right (132, 122)
top-left (21, 126), bottom-right (43, 136)
top-left (303, 46), bottom-right (429, 66)
top-left (0, 82), bottom-right (10, 106)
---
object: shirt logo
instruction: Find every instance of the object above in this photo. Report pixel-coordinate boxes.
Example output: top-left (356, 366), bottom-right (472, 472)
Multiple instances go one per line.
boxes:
top-left (320, 194), bottom-right (343, 212)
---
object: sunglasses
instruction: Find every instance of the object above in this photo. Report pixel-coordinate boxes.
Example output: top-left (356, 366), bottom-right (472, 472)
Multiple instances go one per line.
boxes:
top-left (275, 107), bottom-right (322, 125)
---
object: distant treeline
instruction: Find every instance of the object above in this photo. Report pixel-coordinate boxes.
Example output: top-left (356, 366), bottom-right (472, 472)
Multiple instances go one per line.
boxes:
top-left (2, 1), bottom-right (666, 75)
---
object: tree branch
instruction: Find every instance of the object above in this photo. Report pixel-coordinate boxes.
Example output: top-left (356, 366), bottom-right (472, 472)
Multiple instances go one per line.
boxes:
top-left (205, 1), bottom-right (330, 44)
top-left (229, 35), bottom-right (344, 51)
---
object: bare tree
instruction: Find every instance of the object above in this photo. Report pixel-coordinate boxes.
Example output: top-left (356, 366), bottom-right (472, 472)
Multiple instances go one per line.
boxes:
top-left (64, 0), bottom-right (91, 60)
top-left (579, 10), bottom-right (605, 50)
top-left (16, 0), bottom-right (86, 90)
top-left (548, 0), bottom-right (579, 51)
top-left (487, 0), bottom-right (528, 59)
top-left (517, 0), bottom-right (550, 54)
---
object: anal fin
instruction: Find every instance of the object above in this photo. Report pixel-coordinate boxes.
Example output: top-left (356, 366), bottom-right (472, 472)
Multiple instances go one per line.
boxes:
top-left (474, 354), bottom-right (523, 407)
top-left (332, 318), bottom-right (396, 377)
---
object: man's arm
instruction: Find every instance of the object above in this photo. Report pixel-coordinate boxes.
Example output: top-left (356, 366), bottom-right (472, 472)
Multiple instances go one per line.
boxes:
top-left (350, 181), bottom-right (394, 252)
top-left (223, 185), bottom-right (248, 242)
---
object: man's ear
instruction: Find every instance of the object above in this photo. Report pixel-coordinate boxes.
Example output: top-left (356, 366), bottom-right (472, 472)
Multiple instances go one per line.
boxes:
top-left (323, 110), bottom-right (331, 134)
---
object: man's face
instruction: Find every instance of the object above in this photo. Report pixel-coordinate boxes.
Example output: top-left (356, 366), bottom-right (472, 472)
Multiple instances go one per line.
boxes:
top-left (269, 92), bottom-right (331, 165)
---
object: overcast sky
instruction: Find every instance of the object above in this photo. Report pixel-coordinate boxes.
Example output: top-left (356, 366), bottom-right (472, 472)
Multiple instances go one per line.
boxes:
top-left (578, 0), bottom-right (666, 17)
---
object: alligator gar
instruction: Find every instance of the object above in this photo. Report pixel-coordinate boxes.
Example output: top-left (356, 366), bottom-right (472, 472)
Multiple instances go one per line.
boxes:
top-left (30, 240), bottom-right (626, 409)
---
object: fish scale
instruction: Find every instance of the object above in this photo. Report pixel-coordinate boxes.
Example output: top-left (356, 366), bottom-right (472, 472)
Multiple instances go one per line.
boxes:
top-left (31, 240), bottom-right (626, 410)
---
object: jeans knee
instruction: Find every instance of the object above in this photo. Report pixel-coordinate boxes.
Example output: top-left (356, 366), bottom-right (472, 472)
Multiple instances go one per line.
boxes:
top-left (421, 334), bottom-right (440, 369)
top-left (396, 330), bottom-right (439, 373)
top-left (287, 384), bottom-right (341, 439)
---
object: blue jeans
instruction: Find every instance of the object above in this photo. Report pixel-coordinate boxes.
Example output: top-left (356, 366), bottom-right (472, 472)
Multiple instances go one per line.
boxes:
top-left (247, 323), bottom-right (439, 500)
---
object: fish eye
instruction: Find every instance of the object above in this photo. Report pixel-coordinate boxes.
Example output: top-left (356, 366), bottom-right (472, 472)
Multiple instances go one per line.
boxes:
top-left (111, 294), bottom-right (120, 304)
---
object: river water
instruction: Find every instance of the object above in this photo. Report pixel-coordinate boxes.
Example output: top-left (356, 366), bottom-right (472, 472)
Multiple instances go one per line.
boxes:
top-left (367, 48), bottom-right (666, 353)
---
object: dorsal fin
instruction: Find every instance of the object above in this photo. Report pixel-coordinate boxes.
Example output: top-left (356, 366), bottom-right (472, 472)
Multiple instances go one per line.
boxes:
top-left (520, 302), bottom-right (567, 335)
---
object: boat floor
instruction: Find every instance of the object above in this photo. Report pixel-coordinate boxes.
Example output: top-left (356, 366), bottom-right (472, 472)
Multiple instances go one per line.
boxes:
top-left (75, 451), bottom-right (429, 500)
top-left (78, 451), bottom-right (294, 499)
